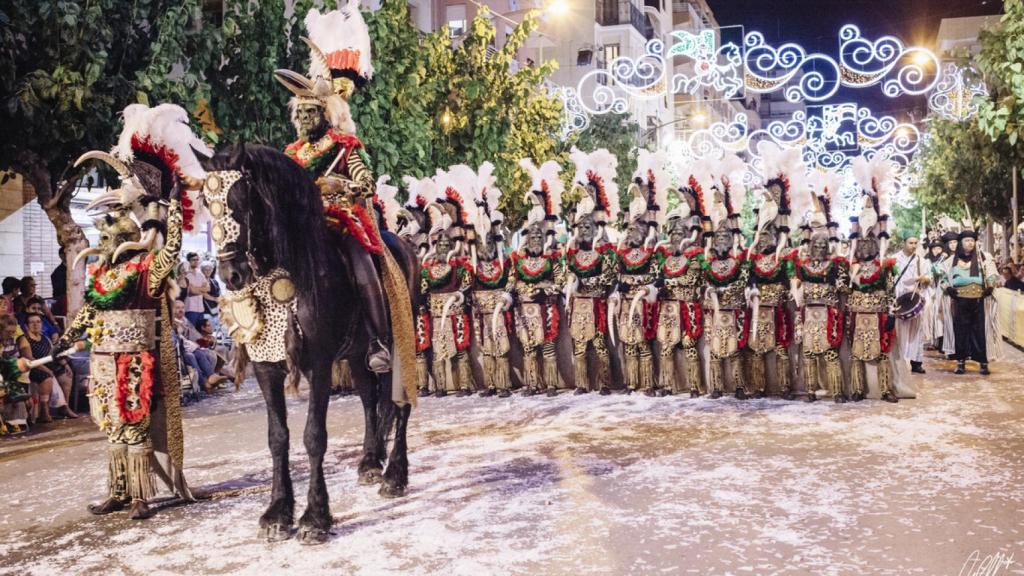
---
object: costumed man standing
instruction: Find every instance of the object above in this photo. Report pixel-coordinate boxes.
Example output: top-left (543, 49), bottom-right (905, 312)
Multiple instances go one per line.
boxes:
top-left (938, 224), bottom-right (961, 357)
top-left (746, 143), bottom-right (803, 399)
top-left (273, 7), bottom-right (393, 374)
top-left (940, 224), bottom-right (1000, 375)
top-left (791, 176), bottom-right (848, 403)
top-left (614, 152), bottom-right (667, 396)
top-left (467, 163), bottom-right (515, 397)
top-left (846, 155), bottom-right (899, 403)
top-left (655, 165), bottom-right (706, 397)
top-left (419, 167), bottom-right (477, 396)
top-left (565, 148), bottom-right (620, 395)
top-left (700, 156), bottom-right (751, 399)
top-left (510, 159), bottom-right (566, 396)
top-left (397, 176), bottom-right (442, 394)
top-left (893, 235), bottom-right (930, 375)
top-left (58, 104), bottom-right (206, 518)
top-left (922, 230), bottom-right (948, 351)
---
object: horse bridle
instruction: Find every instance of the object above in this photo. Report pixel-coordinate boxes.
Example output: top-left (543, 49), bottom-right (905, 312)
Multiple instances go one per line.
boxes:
top-left (203, 170), bottom-right (265, 277)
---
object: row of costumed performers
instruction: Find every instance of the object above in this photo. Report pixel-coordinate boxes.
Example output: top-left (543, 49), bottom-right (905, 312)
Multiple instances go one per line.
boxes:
top-left (376, 141), bottom-right (1001, 403)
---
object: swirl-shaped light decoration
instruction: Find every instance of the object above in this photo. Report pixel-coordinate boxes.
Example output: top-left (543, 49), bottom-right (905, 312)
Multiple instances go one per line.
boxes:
top-left (667, 29), bottom-right (745, 98)
top-left (838, 24), bottom-right (940, 97)
top-left (554, 86), bottom-right (590, 140)
top-left (743, 31), bottom-right (842, 102)
top-left (927, 63), bottom-right (987, 121)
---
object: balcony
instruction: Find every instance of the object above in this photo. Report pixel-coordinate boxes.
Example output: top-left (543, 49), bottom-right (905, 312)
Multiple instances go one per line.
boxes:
top-left (596, 0), bottom-right (651, 38)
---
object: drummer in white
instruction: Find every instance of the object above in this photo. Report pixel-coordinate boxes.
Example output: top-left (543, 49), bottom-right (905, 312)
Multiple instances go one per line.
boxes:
top-left (894, 236), bottom-right (931, 376)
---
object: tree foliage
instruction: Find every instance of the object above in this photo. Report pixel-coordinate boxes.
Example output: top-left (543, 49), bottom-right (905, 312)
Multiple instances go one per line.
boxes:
top-left (975, 0), bottom-right (1024, 154)
top-left (910, 117), bottom-right (1014, 223)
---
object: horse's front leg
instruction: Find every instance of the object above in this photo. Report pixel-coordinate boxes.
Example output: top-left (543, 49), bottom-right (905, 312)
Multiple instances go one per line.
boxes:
top-left (297, 358), bottom-right (333, 545)
top-left (380, 402), bottom-right (411, 498)
top-left (354, 363), bottom-right (384, 484)
top-left (253, 361), bottom-right (295, 542)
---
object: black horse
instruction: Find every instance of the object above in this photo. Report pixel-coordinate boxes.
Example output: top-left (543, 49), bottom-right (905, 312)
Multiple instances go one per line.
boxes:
top-left (196, 145), bottom-right (417, 545)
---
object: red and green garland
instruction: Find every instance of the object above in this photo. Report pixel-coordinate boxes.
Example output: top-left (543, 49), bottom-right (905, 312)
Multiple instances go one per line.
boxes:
top-left (852, 258), bottom-right (896, 291)
top-left (324, 203), bottom-right (384, 255)
top-left (796, 256), bottom-right (847, 283)
top-left (284, 130), bottom-right (363, 175)
top-left (567, 244), bottom-right (612, 277)
top-left (474, 257), bottom-right (509, 289)
top-left (513, 253), bottom-right (558, 282)
top-left (86, 258), bottom-right (148, 310)
top-left (616, 246), bottom-right (654, 273)
top-left (702, 253), bottom-right (745, 287)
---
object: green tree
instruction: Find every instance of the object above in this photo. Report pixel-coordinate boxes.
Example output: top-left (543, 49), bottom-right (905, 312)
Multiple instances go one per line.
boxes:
top-left (975, 0), bottom-right (1024, 154)
top-left (0, 0), bottom-right (214, 311)
top-left (351, 0), bottom-right (436, 182)
top-left (910, 117), bottom-right (1014, 227)
top-left (568, 111), bottom-right (641, 219)
top-left (422, 7), bottom-right (564, 227)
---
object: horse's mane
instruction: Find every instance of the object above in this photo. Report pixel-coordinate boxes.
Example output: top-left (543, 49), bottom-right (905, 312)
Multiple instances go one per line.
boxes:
top-left (209, 144), bottom-right (331, 301)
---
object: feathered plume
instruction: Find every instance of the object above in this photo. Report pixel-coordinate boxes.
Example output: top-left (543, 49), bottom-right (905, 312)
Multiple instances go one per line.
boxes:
top-left (375, 175), bottom-right (400, 233)
top-left (112, 103), bottom-right (210, 180)
top-left (570, 147), bottom-right (620, 223)
top-left (806, 169), bottom-right (842, 227)
top-left (714, 152), bottom-right (747, 217)
top-left (634, 149), bottom-right (670, 226)
top-left (518, 158), bottom-right (563, 226)
top-left (304, 2), bottom-right (374, 83)
top-left (435, 165), bottom-right (480, 232)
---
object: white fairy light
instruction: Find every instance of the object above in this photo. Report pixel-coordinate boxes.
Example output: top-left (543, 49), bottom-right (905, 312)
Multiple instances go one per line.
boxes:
top-left (928, 63), bottom-right (988, 121)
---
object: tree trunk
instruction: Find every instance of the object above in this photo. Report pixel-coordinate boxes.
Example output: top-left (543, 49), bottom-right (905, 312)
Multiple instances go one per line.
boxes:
top-left (13, 150), bottom-right (89, 317)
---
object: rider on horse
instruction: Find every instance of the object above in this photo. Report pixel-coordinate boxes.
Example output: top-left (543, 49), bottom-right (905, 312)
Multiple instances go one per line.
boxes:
top-left (274, 5), bottom-right (391, 374)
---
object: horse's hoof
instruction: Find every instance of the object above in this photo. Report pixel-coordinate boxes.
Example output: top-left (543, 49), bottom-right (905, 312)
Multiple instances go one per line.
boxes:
top-left (258, 523), bottom-right (293, 543)
top-left (297, 526), bottom-right (331, 546)
top-left (359, 468), bottom-right (384, 485)
top-left (379, 480), bottom-right (407, 499)
top-left (690, 390), bottom-right (700, 399)
top-left (497, 390), bottom-right (512, 398)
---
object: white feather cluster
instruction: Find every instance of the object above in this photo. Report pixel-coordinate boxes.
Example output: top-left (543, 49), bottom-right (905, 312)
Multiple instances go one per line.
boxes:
top-left (376, 175), bottom-right (401, 233)
top-left (518, 158), bottom-right (564, 225)
top-left (305, 3), bottom-right (374, 81)
top-left (714, 153), bottom-right (747, 217)
top-left (634, 149), bottom-right (670, 225)
top-left (112, 103), bottom-right (211, 180)
top-left (806, 169), bottom-right (842, 226)
top-left (851, 154), bottom-right (894, 219)
top-left (435, 165), bottom-right (480, 231)
top-left (570, 147), bottom-right (620, 223)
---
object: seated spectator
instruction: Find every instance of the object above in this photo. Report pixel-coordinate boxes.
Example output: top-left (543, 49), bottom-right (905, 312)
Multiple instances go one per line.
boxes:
top-left (1, 314), bottom-right (30, 435)
top-left (201, 261), bottom-right (221, 321)
top-left (19, 296), bottom-right (59, 341)
top-left (17, 313), bottom-right (78, 423)
top-left (2, 277), bottom-right (20, 317)
top-left (18, 276), bottom-right (58, 328)
top-left (195, 316), bottom-right (234, 390)
top-left (172, 301), bottom-right (229, 392)
top-left (1000, 263), bottom-right (1024, 292)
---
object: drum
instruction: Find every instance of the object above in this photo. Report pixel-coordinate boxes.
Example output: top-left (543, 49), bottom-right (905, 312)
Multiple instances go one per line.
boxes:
top-left (892, 292), bottom-right (925, 320)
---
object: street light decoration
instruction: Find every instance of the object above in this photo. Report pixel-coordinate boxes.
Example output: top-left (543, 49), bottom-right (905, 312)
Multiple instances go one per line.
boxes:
top-left (928, 63), bottom-right (988, 122)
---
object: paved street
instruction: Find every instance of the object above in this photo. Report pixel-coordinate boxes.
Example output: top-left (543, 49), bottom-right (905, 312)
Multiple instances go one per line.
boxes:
top-left (1, 346), bottom-right (1023, 576)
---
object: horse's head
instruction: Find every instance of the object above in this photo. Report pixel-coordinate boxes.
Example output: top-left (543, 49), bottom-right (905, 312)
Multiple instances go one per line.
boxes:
top-left (195, 146), bottom-right (271, 291)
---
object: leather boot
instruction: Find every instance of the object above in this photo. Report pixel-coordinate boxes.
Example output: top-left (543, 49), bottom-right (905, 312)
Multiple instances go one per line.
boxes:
top-left (88, 497), bottom-right (128, 515)
top-left (128, 499), bottom-right (155, 520)
top-left (980, 363), bottom-right (991, 376)
top-left (954, 361), bottom-right (966, 375)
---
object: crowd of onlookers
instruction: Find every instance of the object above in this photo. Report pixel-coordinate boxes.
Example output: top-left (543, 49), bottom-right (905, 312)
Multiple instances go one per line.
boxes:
top-left (999, 261), bottom-right (1024, 292)
top-left (0, 252), bottom-right (238, 438)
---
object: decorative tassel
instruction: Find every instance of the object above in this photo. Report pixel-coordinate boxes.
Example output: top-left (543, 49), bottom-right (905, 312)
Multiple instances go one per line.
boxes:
top-left (639, 346), bottom-right (655, 391)
top-left (659, 345), bottom-right (677, 392)
top-left (776, 348), bottom-right (791, 397)
top-left (492, 356), bottom-right (511, 391)
top-left (710, 359), bottom-right (724, 393)
top-left (877, 354), bottom-right (893, 396)
top-left (592, 338), bottom-right (611, 391)
top-left (126, 443), bottom-right (155, 501)
top-left (522, 350), bottom-right (540, 391)
top-left (730, 355), bottom-right (745, 395)
top-left (684, 345), bottom-right (704, 394)
top-left (107, 444), bottom-right (129, 500)
top-left (573, 349), bottom-right (589, 390)
top-left (750, 353), bottom-right (767, 395)
top-left (829, 354), bottom-right (847, 398)
top-left (803, 357), bottom-right (819, 395)
top-left (415, 354), bottom-right (429, 392)
top-left (542, 342), bottom-right (559, 389)
top-left (455, 352), bottom-right (474, 392)
top-left (624, 347), bottom-right (640, 390)
top-left (332, 359), bottom-right (354, 393)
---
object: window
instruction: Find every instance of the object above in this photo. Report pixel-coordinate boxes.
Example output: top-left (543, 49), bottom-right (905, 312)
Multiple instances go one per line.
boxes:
top-left (603, 44), bottom-right (619, 66)
top-left (577, 49), bottom-right (593, 66)
top-left (446, 4), bottom-right (467, 37)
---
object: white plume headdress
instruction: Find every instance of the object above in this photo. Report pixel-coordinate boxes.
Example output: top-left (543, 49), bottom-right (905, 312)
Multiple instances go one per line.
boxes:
top-left (519, 158), bottom-right (564, 228)
top-left (633, 149), bottom-right (670, 227)
top-left (375, 175), bottom-right (400, 233)
top-left (569, 147), bottom-right (620, 225)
